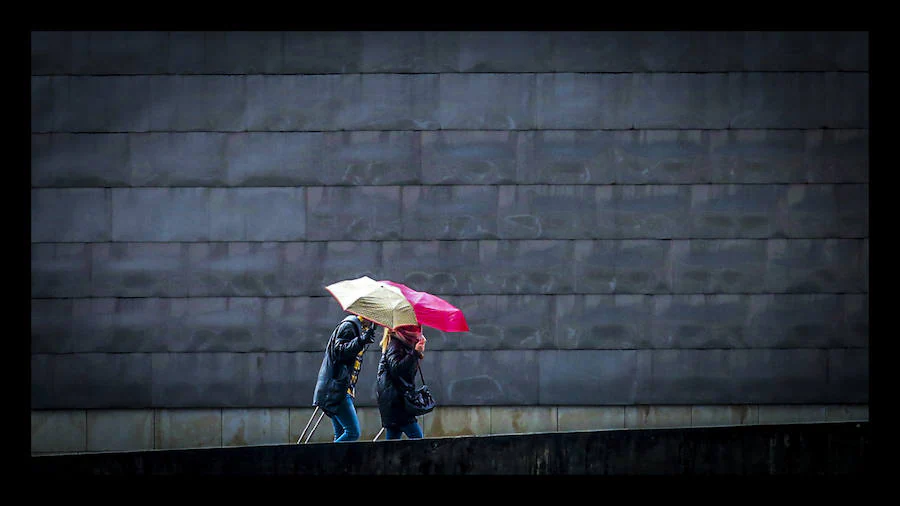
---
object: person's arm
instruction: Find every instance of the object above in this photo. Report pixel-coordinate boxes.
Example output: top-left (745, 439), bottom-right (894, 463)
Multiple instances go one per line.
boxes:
top-left (414, 336), bottom-right (426, 359)
top-left (385, 339), bottom-right (418, 382)
top-left (330, 322), bottom-right (369, 362)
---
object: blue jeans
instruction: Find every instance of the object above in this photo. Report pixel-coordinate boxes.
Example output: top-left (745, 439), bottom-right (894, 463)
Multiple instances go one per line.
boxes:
top-left (330, 393), bottom-right (361, 442)
top-left (386, 420), bottom-right (423, 440)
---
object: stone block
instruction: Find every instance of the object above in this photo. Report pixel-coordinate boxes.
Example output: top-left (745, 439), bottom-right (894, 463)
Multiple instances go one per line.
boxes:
top-left (31, 243), bottom-right (93, 298)
top-left (498, 185), bottom-right (608, 239)
top-left (150, 75), bottom-right (247, 131)
top-left (612, 130), bottom-right (711, 184)
top-left (198, 31), bottom-right (283, 74)
top-left (32, 188), bottom-right (110, 242)
top-left (283, 241), bottom-right (383, 296)
top-left (209, 187), bottom-right (305, 241)
top-left (431, 294), bottom-right (553, 351)
top-left (727, 72), bottom-right (830, 128)
top-left (402, 186), bottom-right (498, 239)
top-left (283, 31), bottom-right (363, 74)
top-left (187, 242), bottom-right (285, 297)
top-left (225, 132), bottom-right (324, 186)
top-left (86, 409), bottom-right (154, 452)
top-left (31, 31), bottom-right (74, 74)
top-left (574, 240), bottom-right (675, 294)
top-left (758, 405), bottom-right (828, 424)
top-left (825, 405), bottom-right (869, 422)
top-left (458, 32), bottom-right (553, 72)
top-left (419, 406), bottom-right (491, 437)
top-left (318, 131), bottom-right (422, 185)
top-left (632, 73), bottom-right (732, 128)
top-left (539, 350), bottom-right (638, 404)
top-left (536, 73), bottom-right (633, 129)
top-left (689, 185), bottom-right (778, 238)
top-left (520, 130), bottom-right (616, 184)
top-left (167, 32), bottom-right (205, 74)
top-left (32, 353), bottom-right (152, 409)
top-left (615, 185), bottom-right (693, 238)
top-left (473, 240), bottom-right (576, 294)
top-left (307, 186), bottom-right (401, 240)
top-left (434, 350), bottom-right (539, 405)
top-left (648, 294), bottom-right (750, 348)
top-left (671, 239), bottom-right (768, 293)
top-left (826, 72), bottom-right (868, 128)
top-left (71, 31), bottom-right (169, 74)
top-left (741, 31), bottom-right (868, 71)
top-left (765, 239), bottom-right (866, 293)
top-left (66, 299), bottom-right (117, 352)
top-left (32, 76), bottom-right (62, 132)
top-left (490, 406), bottom-right (557, 435)
top-left (558, 406), bottom-right (626, 431)
top-left (128, 132), bottom-right (228, 186)
top-left (261, 297), bottom-right (351, 352)
top-left (744, 294), bottom-right (854, 348)
top-left (171, 298), bottom-right (265, 352)
top-left (222, 408), bottom-right (291, 447)
top-left (437, 73), bottom-right (535, 129)
top-left (151, 353), bottom-right (251, 407)
top-left (31, 299), bottom-right (77, 353)
top-left (826, 349), bottom-right (869, 403)
top-left (636, 350), bottom-right (734, 404)
top-left (111, 188), bottom-right (209, 241)
top-left (91, 243), bottom-right (190, 297)
top-left (32, 133), bottom-right (130, 187)
top-left (361, 31), bottom-right (459, 73)
top-left (625, 405), bottom-right (692, 428)
top-left (248, 352), bottom-right (324, 408)
top-left (730, 349), bottom-right (828, 403)
top-left (554, 294), bottom-right (653, 349)
top-left (59, 76), bottom-right (153, 132)
top-left (421, 131), bottom-right (522, 184)
top-left (380, 241), bottom-right (482, 295)
top-left (154, 408), bottom-right (222, 449)
top-left (31, 410), bottom-right (86, 454)
top-left (691, 405), bottom-right (759, 426)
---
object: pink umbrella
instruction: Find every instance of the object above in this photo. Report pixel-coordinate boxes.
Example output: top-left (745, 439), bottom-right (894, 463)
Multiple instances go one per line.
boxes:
top-left (378, 280), bottom-right (470, 332)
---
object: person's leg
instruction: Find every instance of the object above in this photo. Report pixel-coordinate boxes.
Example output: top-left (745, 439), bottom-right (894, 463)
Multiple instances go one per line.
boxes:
top-left (401, 420), bottom-right (424, 439)
top-left (385, 426), bottom-right (403, 440)
top-left (331, 414), bottom-right (344, 442)
top-left (332, 394), bottom-right (361, 442)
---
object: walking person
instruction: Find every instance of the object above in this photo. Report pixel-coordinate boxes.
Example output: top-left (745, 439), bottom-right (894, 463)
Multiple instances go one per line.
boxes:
top-left (376, 324), bottom-right (427, 440)
top-left (312, 314), bottom-right (379, 442)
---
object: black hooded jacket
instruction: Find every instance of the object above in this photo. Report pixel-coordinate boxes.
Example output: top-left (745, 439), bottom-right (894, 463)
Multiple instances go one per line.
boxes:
top-left (312, 315), bottom-right (374, 416)
top-left (376, 336), bottom-right (422, 428)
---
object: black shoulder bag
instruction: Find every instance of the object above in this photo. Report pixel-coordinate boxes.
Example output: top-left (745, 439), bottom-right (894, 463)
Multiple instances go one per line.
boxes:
top-left (404, 361), bottom-right (436, 416)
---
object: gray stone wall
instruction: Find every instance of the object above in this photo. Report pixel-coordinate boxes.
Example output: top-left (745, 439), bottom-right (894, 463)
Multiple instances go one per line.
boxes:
top-left (31, 31), bottom-right (868, 413)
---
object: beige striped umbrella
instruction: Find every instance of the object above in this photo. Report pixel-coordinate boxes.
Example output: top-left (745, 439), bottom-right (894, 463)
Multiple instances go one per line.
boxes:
top-left (324, 276), bottom-right (419, 330)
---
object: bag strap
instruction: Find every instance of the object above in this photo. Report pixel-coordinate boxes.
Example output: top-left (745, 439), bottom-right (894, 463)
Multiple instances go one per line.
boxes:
top-left (416, 361), bottom-right (425, 384)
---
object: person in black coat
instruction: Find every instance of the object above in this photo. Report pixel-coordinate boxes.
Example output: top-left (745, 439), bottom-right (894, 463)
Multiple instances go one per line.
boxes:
top-left (313, 314), bottom-right (379, 442)
top-left (376, 324), bottom-right (427, 439)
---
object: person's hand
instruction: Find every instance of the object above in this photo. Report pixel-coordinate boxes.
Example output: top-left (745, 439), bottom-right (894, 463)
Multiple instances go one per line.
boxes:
top-left (361, 323), bottom-right (378, 344)
top-left (414, 336), bottom-right (426, 353)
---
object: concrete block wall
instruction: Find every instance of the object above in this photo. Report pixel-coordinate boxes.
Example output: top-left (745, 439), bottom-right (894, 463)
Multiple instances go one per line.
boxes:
top-left (31, 404), bottom-right (869, 455)
top-left (31, 31), bottom-right (868, 454)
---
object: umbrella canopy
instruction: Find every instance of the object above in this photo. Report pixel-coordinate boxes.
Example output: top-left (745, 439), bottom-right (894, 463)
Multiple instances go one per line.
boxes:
top-left (379, 280), bottom-right (469, 332)
top-left (325, 276), bottom-right (419, 330)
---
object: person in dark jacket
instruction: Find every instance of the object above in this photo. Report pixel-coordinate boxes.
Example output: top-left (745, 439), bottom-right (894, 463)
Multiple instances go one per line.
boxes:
top-left (376, 324), bottom-right (427, 440)
top-left (313, 314), bottom-right (379, 442)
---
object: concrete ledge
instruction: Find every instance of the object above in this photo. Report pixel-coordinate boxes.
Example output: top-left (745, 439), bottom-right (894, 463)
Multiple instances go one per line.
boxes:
top-left (30, 422), bottom-right (869, 475)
